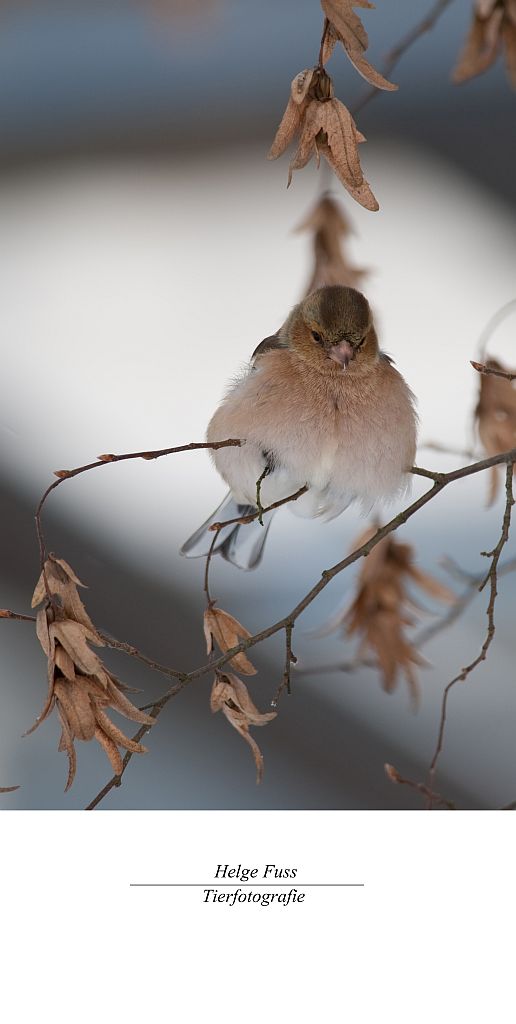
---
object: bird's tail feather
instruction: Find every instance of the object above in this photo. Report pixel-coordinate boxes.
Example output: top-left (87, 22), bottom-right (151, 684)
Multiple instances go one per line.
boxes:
top-left (180, 492), bottom-right (274, 570)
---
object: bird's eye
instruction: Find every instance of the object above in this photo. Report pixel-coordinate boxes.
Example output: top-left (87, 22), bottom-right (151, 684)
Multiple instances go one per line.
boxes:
top-left (311, 330), bottom-right (322, 343)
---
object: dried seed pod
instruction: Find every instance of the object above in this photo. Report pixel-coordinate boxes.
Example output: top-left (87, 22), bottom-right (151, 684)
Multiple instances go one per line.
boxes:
top-left (30, 556), bottom-right (155, 790)
top-left (204, 605), bottom-right (257, 674)
top-left (211, 672), bottom-right (276, 783)
top-left (325, 528), bottom-right (454, 707)
top-left (269, 67), bottom-right (378, 211)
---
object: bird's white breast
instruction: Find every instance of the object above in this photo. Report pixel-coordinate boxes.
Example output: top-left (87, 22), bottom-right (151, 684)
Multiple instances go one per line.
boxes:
top-left (208, 350), bottom-right (417, 518)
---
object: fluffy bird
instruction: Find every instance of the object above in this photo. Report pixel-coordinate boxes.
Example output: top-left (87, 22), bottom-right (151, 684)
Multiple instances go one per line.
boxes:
top-left (181, 285), bottom-right (417, 569)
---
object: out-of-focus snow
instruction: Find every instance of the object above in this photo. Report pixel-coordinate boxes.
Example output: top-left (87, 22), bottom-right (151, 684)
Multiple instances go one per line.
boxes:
top-left (2, 144), bottom-right (516, 807)
top-left (1, 143), bottom-right (515, 578)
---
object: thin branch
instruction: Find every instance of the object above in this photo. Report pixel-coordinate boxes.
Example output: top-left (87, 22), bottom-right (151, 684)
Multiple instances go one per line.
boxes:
top-left (203, 531), bottom-right (219, 608)
top-left (209, 484), bottom-right (308, 532)
top-left (1, 444), bottom-right (507, 809)
top-left (272, 623), bottom-right (297, 707)
top-left (0, 609), bottom-right (36, 623)
top-left (34, 438), bottom-right (242, 573)
top-left (85, 685), bottom-right (186, 810)
top-left (477, 297), bottom-right (516, 362)
top-left (97, 631), bottom-right (186, 684)
top-left (255, 463), bottom-right (271, 526)
top-left (426, 463), bottom-right (515, 805)
top-left (5, 443), bottom-right (516, 810)
top-left (471, 360), bottom-right (516, 382)
top-left (318, 16), bottom-right (330, 69)
top-left (0, 612), bottom-right (188, 686)
top-left (84, 446), bottom-right (516, 809)
top-left (352, 0), bottom-right (454, 116)
top-left (145, 452), bottom-right (516, 676)
top-left (418, 440), bottom-right (479, 460)
top-left (384, 763), bottom-right (455, 811)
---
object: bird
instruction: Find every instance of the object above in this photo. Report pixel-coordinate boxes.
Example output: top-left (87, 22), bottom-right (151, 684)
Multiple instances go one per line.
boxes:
top-left (181, 285), bottom-right (417, 570)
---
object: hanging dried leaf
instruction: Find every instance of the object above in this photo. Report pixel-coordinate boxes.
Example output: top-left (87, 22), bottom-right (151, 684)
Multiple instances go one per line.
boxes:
top-left (29, 555), bottom-right (155, 790)
top-left (475, 357), bottom-right (516, 503)
top-left (204, 605), bottom-right (257, 674)
top-left (94, 727), bottom-right (124, 777)
top-left (269, 66), bottom-right (378, 211)
top-left (453, 0), bottom-right (516, 88)
top-left (297, 194), bottom-right (367, 295)
top-left (321, 0), bottom-right (398, 90)
top-left (210, 672), bottom-right (276, 782)
top-left (324, 528), bottom-right (454, 707)
top-left (268, 69), bottom-right (316, 160)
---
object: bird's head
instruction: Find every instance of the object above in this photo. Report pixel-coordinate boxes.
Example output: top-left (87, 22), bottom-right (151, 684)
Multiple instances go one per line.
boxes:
top-left (284, 285), bottom-right (378, 375)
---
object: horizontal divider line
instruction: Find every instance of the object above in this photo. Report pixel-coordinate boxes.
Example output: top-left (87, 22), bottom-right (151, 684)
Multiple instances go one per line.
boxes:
top-left (130, 883), bottom-right (365, 887)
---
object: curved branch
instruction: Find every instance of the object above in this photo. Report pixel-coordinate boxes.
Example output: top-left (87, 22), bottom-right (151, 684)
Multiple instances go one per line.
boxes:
top-left (426, 463), bottom-right (515, 804)
top-left (34, 438), bottom-right (242, 576)
top-left (471, 360), bottom-right (516, 383)
top-left (6, 438), bottom-right (516, 809)
top-left (84, 445), bottom-right (516, 809)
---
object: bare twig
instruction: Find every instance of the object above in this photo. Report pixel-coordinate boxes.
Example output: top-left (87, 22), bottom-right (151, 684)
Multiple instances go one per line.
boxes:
top-left (426, 463), bottom-right (515, 806)
top-left (84, 446), bottom-right (516, 809)
top-left (203, 531), bottom-right (219, 608)
top-left (384, 763), bottom-right (455, 810)
top-left (419, 441), bottom-right (478, 460)
top-left (271, 623), bottom-right (297, 707)
top-left (255, 463), bottom-right (271, 526)
top-left (471, 360), bottom-right (516, 382)
top-left (318, 16), bottom-right (330, 69)
top-left (209, 484), bottom-right (309, 532)
top-left (352, 0), bottom-right (454, 116)
top-left (0, 609), bottom-right (36, 623)
top-left (34, 438), bottom-right (242, 575)
top-left (97, 632), bottom-right (186, 685)
top-left (6, 441), bottom-right (516, 809)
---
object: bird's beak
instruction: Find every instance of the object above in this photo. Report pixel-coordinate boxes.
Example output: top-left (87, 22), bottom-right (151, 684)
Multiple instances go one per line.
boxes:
top-left (329, 340), bottom-right (355, 369)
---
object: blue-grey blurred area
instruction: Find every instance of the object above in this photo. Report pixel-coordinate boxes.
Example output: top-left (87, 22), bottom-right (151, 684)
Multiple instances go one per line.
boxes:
top-left (1, 0), bottom-right (516, 809)
top-left (0, 0), bottom-right (514, 201)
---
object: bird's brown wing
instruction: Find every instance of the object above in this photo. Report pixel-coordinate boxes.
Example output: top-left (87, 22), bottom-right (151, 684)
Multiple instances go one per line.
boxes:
top-left (251, 331), bottom-right (288, 364)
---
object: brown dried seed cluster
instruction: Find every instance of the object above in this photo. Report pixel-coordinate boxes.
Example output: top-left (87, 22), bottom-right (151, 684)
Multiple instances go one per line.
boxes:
top-left (296, 193), bottom-right (367, 295)
top-left (453, 0), bottom-right (516, 87)
top-left (30, 555), bottom-right (154, 791)
top-left (203, 603), bottom-right (257, 674)
top-left (475, 357), bottom-right (516, 503)
top-left (268, 2), bottom-right (397, 208)
top-left (335, 529), bottom-right (454, 707)
top-left (210, 671), bottom-right (276, 783)
top-left (268, 68), bottom-right (378, 211)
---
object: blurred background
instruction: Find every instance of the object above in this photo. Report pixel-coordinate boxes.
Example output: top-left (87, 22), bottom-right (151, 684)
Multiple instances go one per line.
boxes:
top-left (1, 0), bottom-right (515, 809)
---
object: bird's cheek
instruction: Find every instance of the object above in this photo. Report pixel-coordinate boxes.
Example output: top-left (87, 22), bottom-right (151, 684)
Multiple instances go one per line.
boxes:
top-left (328, 340), bottom-right (355, 369)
